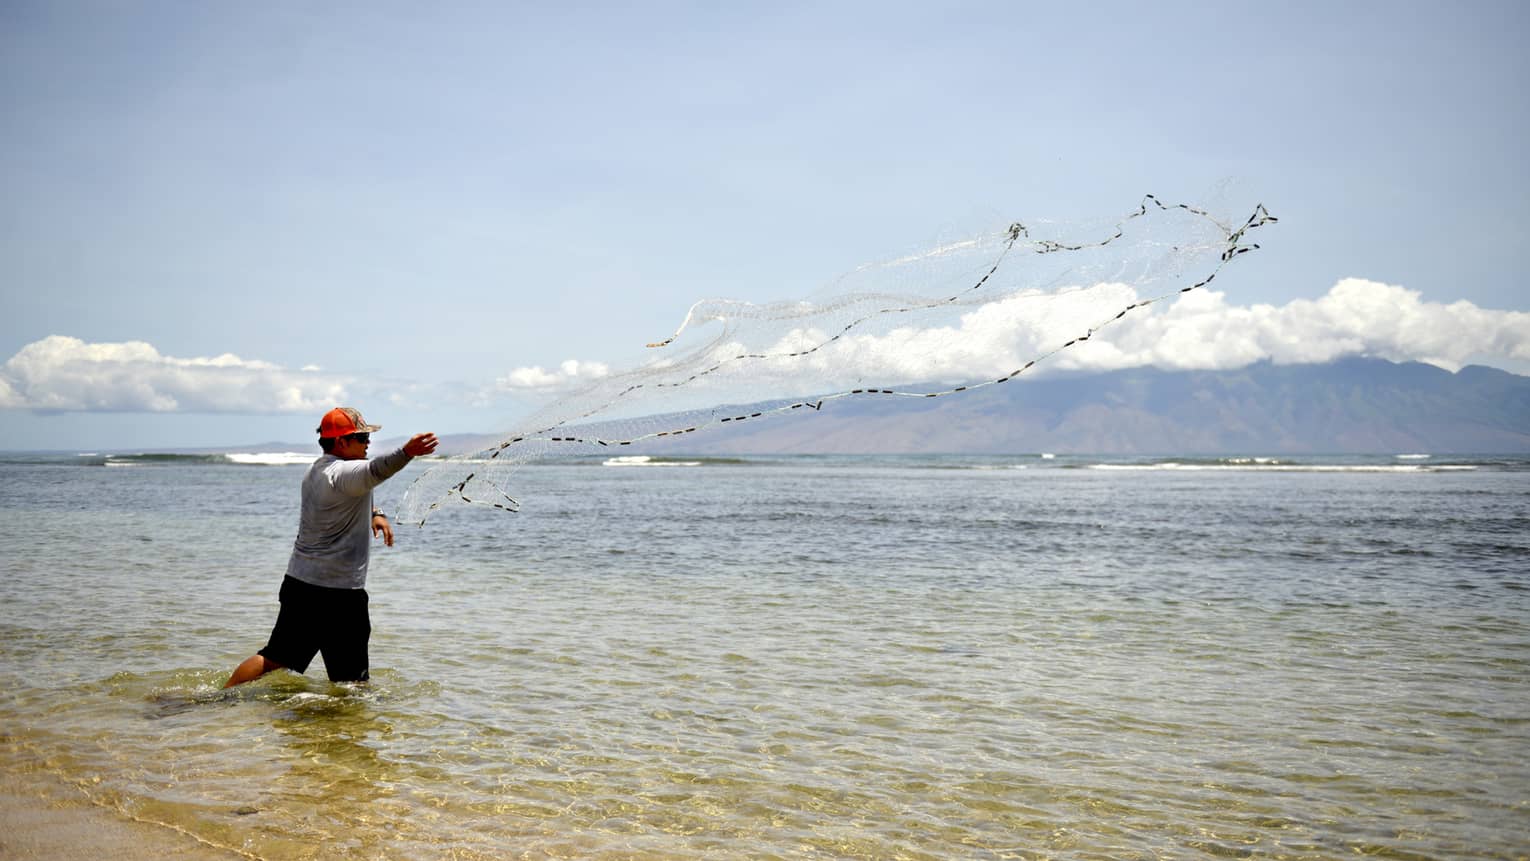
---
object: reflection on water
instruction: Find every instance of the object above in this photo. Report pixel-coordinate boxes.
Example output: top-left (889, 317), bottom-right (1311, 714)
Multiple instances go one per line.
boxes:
top-left (2, 458), bottom-right (1528, 859)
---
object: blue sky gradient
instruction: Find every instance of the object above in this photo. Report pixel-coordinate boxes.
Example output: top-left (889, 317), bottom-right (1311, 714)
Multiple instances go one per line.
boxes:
top-left (3, 1), bottom-right (1527, 449)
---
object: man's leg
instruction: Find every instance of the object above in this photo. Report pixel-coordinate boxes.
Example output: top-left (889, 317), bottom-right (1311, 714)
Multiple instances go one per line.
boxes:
top-left (227, 577), bottom-right (318, 688)
top-left (225, 654), bottom-right (284, 688)
top-left (321, 588), bottom-right (371, 683)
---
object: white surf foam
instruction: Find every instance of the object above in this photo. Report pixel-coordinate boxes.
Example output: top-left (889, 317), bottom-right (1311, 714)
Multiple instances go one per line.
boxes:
top-left (225, 452), bottom-right (314, 466)
top-left (602, 455), bottom-right (702, 467)
top-left (1088, 463), bottom-right (1475, 473)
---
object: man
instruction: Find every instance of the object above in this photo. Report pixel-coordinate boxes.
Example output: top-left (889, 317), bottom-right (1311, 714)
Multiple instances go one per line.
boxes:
top-left (225, 407), bottom-right (439, 687)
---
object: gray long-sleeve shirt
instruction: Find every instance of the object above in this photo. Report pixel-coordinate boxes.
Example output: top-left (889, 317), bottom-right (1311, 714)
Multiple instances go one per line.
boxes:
top-left (285, 447), bottom-right (413, 589)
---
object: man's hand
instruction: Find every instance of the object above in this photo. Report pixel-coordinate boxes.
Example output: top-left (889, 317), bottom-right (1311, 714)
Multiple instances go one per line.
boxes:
top-left (372, 513), bottom-right (395, 547)
top-left (404, 432), bottom-right (439, 458)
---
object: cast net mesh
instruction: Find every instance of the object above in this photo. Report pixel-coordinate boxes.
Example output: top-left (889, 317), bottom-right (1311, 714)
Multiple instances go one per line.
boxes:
top-left (398, 196), bottom-right (1275, 525)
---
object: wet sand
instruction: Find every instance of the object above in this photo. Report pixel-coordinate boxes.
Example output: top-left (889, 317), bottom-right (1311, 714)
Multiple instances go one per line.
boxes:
top-left (1, 768), bottom-right (244, 860)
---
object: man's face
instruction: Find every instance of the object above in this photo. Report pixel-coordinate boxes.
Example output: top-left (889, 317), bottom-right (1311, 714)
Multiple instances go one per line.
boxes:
top-left (334, 432), bottom-right (370, 460)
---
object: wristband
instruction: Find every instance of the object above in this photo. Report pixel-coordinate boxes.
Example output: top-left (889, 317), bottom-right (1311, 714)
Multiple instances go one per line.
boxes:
top-left (372, 509), bottom-right (385, 518)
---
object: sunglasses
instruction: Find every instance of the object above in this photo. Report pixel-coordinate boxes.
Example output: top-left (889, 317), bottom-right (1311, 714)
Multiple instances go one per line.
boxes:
top-left (347, 432), bottom-right (371, 444)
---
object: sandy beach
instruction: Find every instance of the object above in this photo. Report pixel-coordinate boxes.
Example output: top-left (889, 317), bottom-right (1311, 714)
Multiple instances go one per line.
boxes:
top-left (1, 766), bottom-right (244, 861)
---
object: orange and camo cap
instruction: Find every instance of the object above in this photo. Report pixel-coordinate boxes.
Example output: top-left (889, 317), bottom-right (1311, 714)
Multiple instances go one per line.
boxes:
top-left (317, 407), bottom-right (382, 439)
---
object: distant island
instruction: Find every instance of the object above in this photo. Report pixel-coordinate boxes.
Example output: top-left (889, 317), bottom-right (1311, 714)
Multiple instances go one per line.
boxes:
top-left (212, 358), bottom-right (1530, 458)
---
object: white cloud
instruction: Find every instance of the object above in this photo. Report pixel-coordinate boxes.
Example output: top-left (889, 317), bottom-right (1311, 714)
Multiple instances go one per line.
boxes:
top-left (17, 279), bottom-right (1519, 419)
top-left (484, 279), bottom-right (1529, 417)
top-left (492, 358), bottom-right (611, 392)
top-left (1070, 278), bottom-right (1530, 373)
top-left (0, 335), bottom-right (351, 413)
top-left (794, 278), bottom-right (1530, 381)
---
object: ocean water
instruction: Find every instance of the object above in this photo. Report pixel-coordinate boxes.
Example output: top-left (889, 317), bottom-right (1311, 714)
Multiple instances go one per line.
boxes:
top-left (1, 451), bottom-right (1527, 860)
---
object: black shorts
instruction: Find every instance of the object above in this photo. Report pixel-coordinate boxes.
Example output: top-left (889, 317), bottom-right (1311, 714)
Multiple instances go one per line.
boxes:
top-left (258, 576), bottom-right (371, 682)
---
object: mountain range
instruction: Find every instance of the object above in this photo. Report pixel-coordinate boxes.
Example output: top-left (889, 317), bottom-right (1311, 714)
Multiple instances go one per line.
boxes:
top-left (636, 357), bottom-right (1530, 455)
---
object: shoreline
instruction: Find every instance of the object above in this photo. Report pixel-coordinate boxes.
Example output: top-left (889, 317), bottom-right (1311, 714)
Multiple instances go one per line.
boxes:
top-left (0, 765), bottom-right (246, 860)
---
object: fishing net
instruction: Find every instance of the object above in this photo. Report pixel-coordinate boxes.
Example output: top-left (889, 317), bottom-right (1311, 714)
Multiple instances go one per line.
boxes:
top-left (398, 196), bottom-right (1275, 525)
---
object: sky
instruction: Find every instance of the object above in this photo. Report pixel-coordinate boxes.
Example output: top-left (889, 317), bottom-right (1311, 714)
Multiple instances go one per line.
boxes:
top-left (2, 0), bottom-right (1527, 451)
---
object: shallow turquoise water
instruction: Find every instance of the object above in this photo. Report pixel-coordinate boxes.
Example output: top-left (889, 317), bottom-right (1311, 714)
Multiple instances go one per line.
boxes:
top-left (2, 454), bottom-right (1527, 858)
